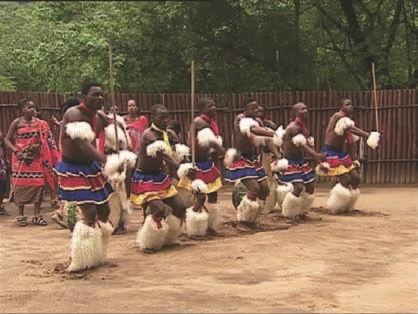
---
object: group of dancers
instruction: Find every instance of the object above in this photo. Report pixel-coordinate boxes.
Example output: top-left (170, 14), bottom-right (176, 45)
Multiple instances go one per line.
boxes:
top-left (2, 78), bottom-right (381, 272)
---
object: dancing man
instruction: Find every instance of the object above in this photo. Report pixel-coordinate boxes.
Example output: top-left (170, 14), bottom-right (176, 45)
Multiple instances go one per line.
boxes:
top-left (319, 98), bottom-right (380, 214)
top-left (131, 104), bottom-right (195, 251)
top-left (273, 102), bottom-right (325, 219)
top-left (54, 79), bottom-right (114, 272)
top-left (225, 100), bottom-right (280, 231)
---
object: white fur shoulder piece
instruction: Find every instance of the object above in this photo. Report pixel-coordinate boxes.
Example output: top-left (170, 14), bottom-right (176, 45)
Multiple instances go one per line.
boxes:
top-left (65, 121), bottom-right (95, 142)
top-left (174, 144), bottom-right (191, 162)
top-left (177, 163), bottom-right (193, 180)
top-left (224, 148), bottom-right (238, 167)
top-left (292, 134), bottom-right (307, 147)
top-left (273, 125), bottom-right (285, 147)
top-left (367, 131), bottom-right (380, 150)
top-left (104, 123), bottom-right (129, 150)
top-left (146, 140), bottom-right (170, 157)
top-left (191, 179), bottom-right (209, 194)
top-left (197, 127), bottom-right (217, 148)
top-left (239, 117), bottom-right (258, 136)
top-left (335, 117), bottom-right (355, 136)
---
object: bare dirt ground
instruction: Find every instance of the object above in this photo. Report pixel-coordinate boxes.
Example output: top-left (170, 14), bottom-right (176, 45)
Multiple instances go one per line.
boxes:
top-left (1, 185), bottom-right (417, 313)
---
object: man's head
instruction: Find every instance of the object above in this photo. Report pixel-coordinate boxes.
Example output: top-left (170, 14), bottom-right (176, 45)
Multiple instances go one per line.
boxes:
top-left (258, 104), bottom-right (267, 120)
top-left (61, 96), bottom-right (80, 114)
top-left (17, 99), bottom-right (36, 118)
top-left (244, 99), bottom-right (259, 118)
top-left (198, 97), bottom-right (216, 118)
top-left (151, 104), bottom-right (169, 130)
top-left (80, 78), bottom-right (104, 111)
top-left (127, 99), bottom-right (139, 115)
top-left (340, 98), bottom-right (353, 116)
top-left (292, 102), bottom-right (308, 120)
top-left (167, 120), bottom-right (181, 135)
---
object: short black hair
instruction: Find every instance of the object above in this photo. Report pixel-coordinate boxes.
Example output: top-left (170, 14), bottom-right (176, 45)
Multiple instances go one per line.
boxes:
top-left (16, 99), bottom-right (28, 112)
top-left (80, 78), bottom-right (101, 96)
top-left (340, 98), bottom-right (352, 106)
top-left (258, 104), bottom-right (267, 110)
top-left (198, 97), bottom-right (213, 112)
top-left (61, 96), bottom-right (80, 113)
top-left (150, 103), bottom-right (167, 117)
top-left (246, 98), bottom-right (257, 107)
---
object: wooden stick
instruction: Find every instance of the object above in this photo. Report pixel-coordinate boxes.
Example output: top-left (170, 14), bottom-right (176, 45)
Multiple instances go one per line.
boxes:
top-left (372, 62), bottom-right (379, 131)
top-left (191, 60), bottom-right (195, 167)
top-left (107, 41), bottom-right (119, 154)
top-left (372, 62), bottom-right (380, 180)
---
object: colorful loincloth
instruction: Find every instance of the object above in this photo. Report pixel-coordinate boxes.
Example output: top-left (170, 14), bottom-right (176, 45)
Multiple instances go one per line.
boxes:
top-left (54, 160), bottom-right (113, 205)
top-left (130, 169), bottom-right (178, 207)
top-left (274, 159), bottom-right (315, 184)
top-left (177, 160), bottom-right (222, 193)
top-left (320, 145), bottom-right (355, 176)
top-left (225, 154), bottom-right (267, 183)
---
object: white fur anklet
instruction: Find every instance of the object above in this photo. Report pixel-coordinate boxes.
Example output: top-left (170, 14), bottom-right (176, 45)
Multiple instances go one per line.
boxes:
top-left (207, 203), bottom-right (222, 232)
top-left (136, 215), bottom-right (169, 251)
top-left (67, 222), bottom-right (104, 272)
top-left (281, 192), bottom-right (304, 218)
top-left (276, 183), bottom-right (294, 210)
top-left (185, 207), bottom-right (209, 236)
top-left (346, 188), bottom-right (360, 211)
top-left (301, 192), bottom-right (314, 213)
top-left (237, 195), bottom-right (259, 223)
top-left (325, 183), bottom-right (352, 214)
top-left (164, 214), bottom-right (183, 246)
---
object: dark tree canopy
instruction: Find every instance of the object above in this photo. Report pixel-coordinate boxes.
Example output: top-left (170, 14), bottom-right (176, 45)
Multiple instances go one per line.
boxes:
top-left (0, 0), bottom-right (415, 93)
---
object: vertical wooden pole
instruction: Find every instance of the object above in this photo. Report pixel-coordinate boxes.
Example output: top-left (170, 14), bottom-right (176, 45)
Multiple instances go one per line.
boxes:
top-left (372, 62), bottom-right (380, 181)
top-left (108, 41), bottom-right (119, 154)
top-left (191, 60), bottom-right (195, 167)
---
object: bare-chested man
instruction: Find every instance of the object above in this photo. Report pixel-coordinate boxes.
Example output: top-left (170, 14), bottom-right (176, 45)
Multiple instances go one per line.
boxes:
top-left (54, 79), bottom-right (113, 272)
top-left (273, 102), bottom-right (325, 219)
top-left (225, 100), bottom-right (280, 230)
top-left (319, 98), bottom-right (380, 214)
top-left (178, 97), bottom-right (224, 233)
top-left (131, 104), bottom-right (195, 251)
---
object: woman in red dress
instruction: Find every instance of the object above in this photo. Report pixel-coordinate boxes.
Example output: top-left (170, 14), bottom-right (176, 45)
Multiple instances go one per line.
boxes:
top-left (5, 100), bottom-right (58, 226)
top-left (123, 99), bottom-right (148, 154)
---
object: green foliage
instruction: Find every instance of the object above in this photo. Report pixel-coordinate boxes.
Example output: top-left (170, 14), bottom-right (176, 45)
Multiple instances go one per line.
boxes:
top-left (0, 0), bottom-right (415, 93)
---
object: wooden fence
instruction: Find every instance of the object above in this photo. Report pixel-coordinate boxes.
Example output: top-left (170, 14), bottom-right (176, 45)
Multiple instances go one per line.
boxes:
top-left (0, 89), bottom-right (416, 184)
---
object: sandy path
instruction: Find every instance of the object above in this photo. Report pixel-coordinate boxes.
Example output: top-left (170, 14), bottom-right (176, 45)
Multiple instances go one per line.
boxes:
top-left (1, 185), bottom-right (417, 313)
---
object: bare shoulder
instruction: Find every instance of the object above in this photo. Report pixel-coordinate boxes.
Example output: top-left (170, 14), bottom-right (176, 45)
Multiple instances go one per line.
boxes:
top-left (63, 106), bottom-right (82, 123)
top-left (286, 121), bottom-right (299, 135)
top-left (142, 128), bottom-right (157, 143)
top-left (195, 116), bottom-right (209, 130)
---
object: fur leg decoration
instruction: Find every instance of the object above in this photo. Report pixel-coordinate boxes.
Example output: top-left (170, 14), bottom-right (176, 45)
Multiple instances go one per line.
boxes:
top-left (276, 183), bottom-right (294, 210)
top-left (185, 207), bottom-right (209, 236)
top-left (325, 183), bottom-right (352, 214)
top-left (136, 215), bottom-right (169, 251)
top-left (346, 188), bottom-right (360, 211)
top-left (301, 192), bottom-right (314, 213)
top-left (281, 192), bottom-right (303, 219)
top-left (164, 214), bottom-right (182, 246)
top-left (97, 220), bottom-right (113, 261)
top-left (67, 222), bottom-right (104, 272)
top-left (207, 203), bottom-right (222, 232)
top-left (237, 195), bottom-right (259, 224)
